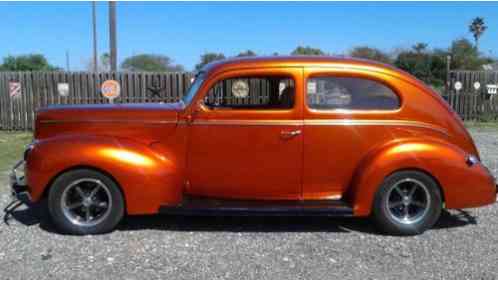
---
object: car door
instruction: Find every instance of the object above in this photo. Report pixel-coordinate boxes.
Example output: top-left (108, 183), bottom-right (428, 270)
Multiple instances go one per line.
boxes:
top-left (302, 67), bottom-right (402, 200)
top-left (186, 67), bottom-right (304, 200)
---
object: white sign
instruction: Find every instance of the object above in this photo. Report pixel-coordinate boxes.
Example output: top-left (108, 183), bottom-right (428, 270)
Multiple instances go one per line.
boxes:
top-left (473, 82), bottom-right (481, 91)
top-left (279, 82), bottom-right (286, 95)
top-left (232, 80), bottom-right (249, 98)
top-left (9, 82), bottom-right (21, 98)
top-left (454, 81), bottom-right (462, 91)
top-left (487, 84), bottom-right (497, 95)
top-left (307, 81), bottom-right (317, 95)
top-left (57, 83), bottom-right (69, 97)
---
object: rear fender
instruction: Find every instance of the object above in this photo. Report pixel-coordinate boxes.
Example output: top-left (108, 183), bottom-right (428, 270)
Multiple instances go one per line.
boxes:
top-left (26, 134), bottom-right (183, 214)
top-left (347, 138), bottom-right (495, 216)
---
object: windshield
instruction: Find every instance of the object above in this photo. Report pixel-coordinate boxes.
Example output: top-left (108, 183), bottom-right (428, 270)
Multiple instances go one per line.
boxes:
top-left (182, 72), bottom-right (206, 106)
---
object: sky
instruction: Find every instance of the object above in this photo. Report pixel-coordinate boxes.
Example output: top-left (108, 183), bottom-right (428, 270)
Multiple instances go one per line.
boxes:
top-left (1, 1), bottom-right (497, 71)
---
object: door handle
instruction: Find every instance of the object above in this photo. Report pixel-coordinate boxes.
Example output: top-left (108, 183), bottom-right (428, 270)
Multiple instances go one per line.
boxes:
top-left (280, 129), bottom-right (302, 138)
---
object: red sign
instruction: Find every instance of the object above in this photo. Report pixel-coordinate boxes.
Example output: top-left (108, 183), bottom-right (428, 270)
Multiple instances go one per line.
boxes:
top-left (101, 80), bottom-right (121, 102)
top-left (9, 82), bottom-right (21, 98)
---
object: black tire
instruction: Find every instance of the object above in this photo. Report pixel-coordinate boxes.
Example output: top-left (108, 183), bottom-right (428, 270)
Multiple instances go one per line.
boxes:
top-left (48, 169), bottom-right (125, 235)
top-left (372, 170), bottom-right (442, 236)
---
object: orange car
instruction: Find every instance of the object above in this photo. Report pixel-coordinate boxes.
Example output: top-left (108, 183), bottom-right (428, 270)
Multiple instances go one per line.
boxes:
top-left (10, 56), bottom-right (497, 235)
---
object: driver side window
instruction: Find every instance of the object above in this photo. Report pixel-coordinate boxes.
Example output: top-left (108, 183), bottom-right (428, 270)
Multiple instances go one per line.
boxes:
top-left (204, 76), bottom-right (295, 110)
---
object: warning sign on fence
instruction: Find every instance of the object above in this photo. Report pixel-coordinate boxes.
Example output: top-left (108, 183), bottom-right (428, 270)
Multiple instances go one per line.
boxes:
top-left (101, 80), bottom-right (121, 103)
top-left (9, 82), bottom-right (21, 99)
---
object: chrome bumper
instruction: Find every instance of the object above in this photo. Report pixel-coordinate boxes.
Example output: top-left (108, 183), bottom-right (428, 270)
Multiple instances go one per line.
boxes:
top-left (9, 160), bottom-right (32, 205)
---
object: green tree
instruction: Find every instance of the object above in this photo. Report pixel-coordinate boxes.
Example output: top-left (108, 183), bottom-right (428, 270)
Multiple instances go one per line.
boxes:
top-left (412, 43), bottom-right (428, 54)
top-left (100, 53), bottom-right (110, 72)
top-left (395, 50), bottom-right (432, 83)
top-left (394, 44), bottom-right (447, 87)
top-left (86, 53), bottom-right (111, 72)
top-left (349, 46), bottom-right (391, 64)
top-left (394, 39), bottom-right (493, 86)
top-left (449, 38), bottom-right (491, 70)
top-left (0, 54), bottom-right (60, 71)
top-left (195, 52), bottom-right (226, 70)
top-left (291, 46), bottom-right (326, 56)
top-left (120, 54), bottom-right (184, 72)
top-left (429, 49), bottom-right (449, 86)
top-left (469, 17), bottom-right (487, 51)
top-left (237, 50), bottom-right (257, 57)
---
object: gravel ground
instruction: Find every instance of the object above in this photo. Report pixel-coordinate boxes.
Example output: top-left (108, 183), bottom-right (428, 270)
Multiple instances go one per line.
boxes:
top-left (0, 128), bottom-right (497, 279)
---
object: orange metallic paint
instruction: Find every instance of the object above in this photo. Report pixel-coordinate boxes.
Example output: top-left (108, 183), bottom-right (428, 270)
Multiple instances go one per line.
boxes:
top-left (24, 56), bottom-right (495, 216)
top-left (186, 67), bottom-right (304, 200)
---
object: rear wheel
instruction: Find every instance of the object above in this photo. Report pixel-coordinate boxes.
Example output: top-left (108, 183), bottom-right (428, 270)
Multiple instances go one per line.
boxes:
top-left (48, 169), bottom-right (124, 235)
top-left (372, 170), bottom-right (442, 236)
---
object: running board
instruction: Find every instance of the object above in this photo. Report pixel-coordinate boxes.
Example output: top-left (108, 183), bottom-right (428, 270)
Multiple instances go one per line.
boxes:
top-left (159, 196), bottom-right (353, 216)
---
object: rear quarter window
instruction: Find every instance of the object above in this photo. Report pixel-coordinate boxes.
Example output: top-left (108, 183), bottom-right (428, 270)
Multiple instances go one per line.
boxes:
top-left (307, 77), bottom-right (401, 110)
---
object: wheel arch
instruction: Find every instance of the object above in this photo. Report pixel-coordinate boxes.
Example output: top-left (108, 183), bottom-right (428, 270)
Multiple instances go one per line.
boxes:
top-left (346, 138), bottom-right (462, 216)
top-left (41, 165), bottom-right (128, 214)
top-left (26, 134), bottom-right (184, 215)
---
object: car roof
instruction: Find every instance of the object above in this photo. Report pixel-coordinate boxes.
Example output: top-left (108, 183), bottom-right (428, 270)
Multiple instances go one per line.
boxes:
top-left (201, 55), bottom-right (430, 94)
top-left (202, 55), bottom-right (399, 74)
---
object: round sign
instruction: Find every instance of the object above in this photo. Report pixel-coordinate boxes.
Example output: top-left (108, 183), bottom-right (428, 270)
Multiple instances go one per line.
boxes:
top-left (454, 81), bottom-right (463, 91)
top-left (101, 80), bottom-right (121, 101)
top-left (232, 80), bottom-right (249, 98)
top-left (473, 81), bottom-right (481, 90)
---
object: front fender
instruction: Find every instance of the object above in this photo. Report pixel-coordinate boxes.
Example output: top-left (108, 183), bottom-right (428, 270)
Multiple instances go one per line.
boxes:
top-left (26, 134), bottom-right (183, 214)
top-left (348, 138), bottom-right (496, 216)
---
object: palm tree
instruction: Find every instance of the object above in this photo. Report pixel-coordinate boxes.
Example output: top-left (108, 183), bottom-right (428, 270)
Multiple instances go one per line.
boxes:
top-left (469, 17), bottom-right (487, 51)
top-left (412, 43), bottom-right (428, 54)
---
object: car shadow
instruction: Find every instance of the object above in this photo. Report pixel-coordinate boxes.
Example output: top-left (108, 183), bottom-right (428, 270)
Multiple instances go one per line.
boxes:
top-left (2, 200), bottom-right (478, 235)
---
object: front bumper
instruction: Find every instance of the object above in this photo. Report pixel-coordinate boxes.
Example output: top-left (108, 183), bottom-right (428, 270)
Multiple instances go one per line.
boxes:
top-left (9, 160), bottom-right (32, 205)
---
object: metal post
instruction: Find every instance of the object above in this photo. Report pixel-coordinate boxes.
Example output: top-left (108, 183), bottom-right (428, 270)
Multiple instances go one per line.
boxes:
top-left (66, 50), bottom-right (70, 71)
top-left (92, 1), bottom-right (98, 73)
top-left (445, 55), bottom-right (451, 93)
top-left (109, 1), bottom-right (117, 72)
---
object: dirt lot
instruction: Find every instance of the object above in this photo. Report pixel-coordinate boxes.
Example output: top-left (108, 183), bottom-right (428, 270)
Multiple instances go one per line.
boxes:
top-left (0, 127), bottom-right (497, 279)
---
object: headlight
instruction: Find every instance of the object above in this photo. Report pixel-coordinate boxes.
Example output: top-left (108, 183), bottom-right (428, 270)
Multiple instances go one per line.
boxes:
top-left (466, 154), bottom-right (480, 166)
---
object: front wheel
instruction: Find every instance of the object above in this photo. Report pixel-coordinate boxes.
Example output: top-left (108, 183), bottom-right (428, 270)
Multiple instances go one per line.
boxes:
top-left (372, 170), bottom-right (442, 236)
top-left (48, 169), bottom-right (125, 235)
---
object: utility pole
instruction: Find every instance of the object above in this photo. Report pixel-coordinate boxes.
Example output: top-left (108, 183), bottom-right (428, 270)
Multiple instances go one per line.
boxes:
top-left (445, 55), bottom-right (451, 93)
top-left (109, 1), bottom-right (117, 72)
top-left (92, 1), bottom-right (98, 73)
top-left (66, 50), bottom-right (70, 71)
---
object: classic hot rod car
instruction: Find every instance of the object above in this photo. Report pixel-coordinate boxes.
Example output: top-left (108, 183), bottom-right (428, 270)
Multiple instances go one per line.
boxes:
top-left (10, 56), bottom-right (497, 235)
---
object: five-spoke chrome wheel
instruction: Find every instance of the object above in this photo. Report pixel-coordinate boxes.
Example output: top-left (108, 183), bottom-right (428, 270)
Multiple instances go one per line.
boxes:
top-left (61, 178), bottom-right (113, 227)
top-left (385, 178), bottom-right (431, 225)
top-left (373, 170), bottom-right (442, 235)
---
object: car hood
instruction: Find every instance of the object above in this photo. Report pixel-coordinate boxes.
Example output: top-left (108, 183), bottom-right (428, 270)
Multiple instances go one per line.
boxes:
top-left (36, 102), bottom-right (183, 123)
top-left (34, 102), bottom-right (183, 141)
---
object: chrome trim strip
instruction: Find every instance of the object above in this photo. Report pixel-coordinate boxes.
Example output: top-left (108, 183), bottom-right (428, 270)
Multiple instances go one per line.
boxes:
top-left (40, 119), bottom-right (177, 125)
top-left (304, 119), bottom-right (448, 135)
top-left (41, 118), bottom-right (447, 135)
top-left (192, 119), bottom-right (302, 126)
top-left (190, 119), bottom-right (448, 135)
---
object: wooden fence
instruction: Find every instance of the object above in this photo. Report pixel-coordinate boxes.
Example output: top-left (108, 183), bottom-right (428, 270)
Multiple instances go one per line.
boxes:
top-left (1, 70), bottom-right (498, 130)
top-left (0, 71), bottom-right (193, 130)
top-left (444, 70), bottom-right (498, 121)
